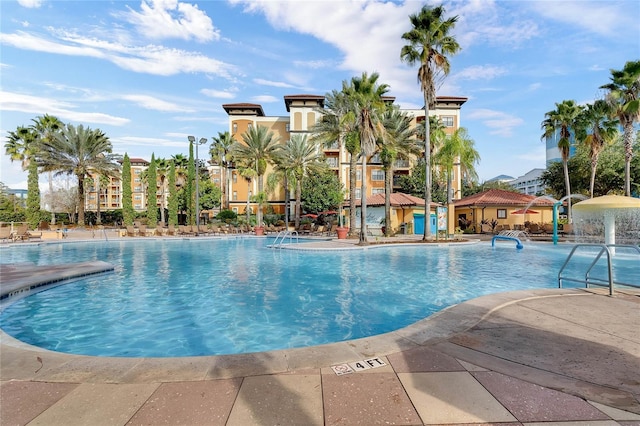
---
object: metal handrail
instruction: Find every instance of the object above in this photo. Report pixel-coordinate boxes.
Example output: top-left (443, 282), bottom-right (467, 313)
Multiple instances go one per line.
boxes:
top-left (558, 243), bottom-right (640, 295)
top-left (272, 230), bottom-right (299, 248)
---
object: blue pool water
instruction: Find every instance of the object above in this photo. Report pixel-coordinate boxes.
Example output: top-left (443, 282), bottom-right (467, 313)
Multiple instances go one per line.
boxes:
top-left (1, 239), bottom-right (636, 357)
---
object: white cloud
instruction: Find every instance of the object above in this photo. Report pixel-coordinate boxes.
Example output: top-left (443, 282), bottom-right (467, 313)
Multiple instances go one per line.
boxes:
top-left (121, 94), bottom-right (189, 112)
top-left (0, 30), bottom-right (237, 78)
top-left (0, 91), bottom-right (130, 126)
top-left (253, 78), bottom-right (297, 89)
top-left (201, 89), bottom-right (236, 99)
top-left (112, 135), bottom-right (186, 149)
top-left (122, 0), bottom-right (219, 42)
top-left (251, 95), bottom-right (279, 103)
top-left (17, 0), bottom-right (42, 8)
top-left (454, 65), bottom-right (507, 81)
top-left (467, 108), bottom-right (524, 138)
top-left (527, 1), bottom-right (636, 37)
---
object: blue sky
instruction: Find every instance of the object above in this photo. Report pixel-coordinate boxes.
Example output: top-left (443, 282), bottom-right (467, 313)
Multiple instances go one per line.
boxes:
top-left (1, 0), bottom-right (639, 190)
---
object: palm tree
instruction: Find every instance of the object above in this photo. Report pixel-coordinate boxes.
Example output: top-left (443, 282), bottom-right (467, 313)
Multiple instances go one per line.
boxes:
top-left (312, 88), bottom-right (358, 234)
top-left (379, 107), bottom-right (419, 236)
top-left (273, 134), bottom-right (327, 229)
top-left (5, 126), bottom-right (40, 228)
top-left (155, 158), bottom-right (170, 224)
top-left (344, 72), bottom-right (389, 245)
top-left (600, 60), bottom-right (640, 196)
top-left (575, 100), bottom-right (619, 198)
top-left (35, 124), bottom-right (121, 226)
top-left (401, 4), bottom-right (460, 240)
top-left (435, 128), bottom-right (480, 206)
top-left (31, 114), bottom-right (63, 223)
top-left (541, 100), bottom-right (584, 223)
top-left (210, 131), bottom-right (234, 210)
top-left (231, 125), bottom-right (280, 227)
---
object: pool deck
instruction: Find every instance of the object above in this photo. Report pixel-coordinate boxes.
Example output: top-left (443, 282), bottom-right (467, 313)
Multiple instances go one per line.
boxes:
top-left (1, 231), bottom-right (639, 425)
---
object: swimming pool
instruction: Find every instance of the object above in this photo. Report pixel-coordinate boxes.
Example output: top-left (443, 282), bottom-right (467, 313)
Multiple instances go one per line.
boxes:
top-left (0, 239), bottom-right (635, 357)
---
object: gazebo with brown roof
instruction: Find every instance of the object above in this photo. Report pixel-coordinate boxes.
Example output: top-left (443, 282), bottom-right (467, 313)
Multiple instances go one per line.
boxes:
top-left (454, 189), bottom-right (554, 233)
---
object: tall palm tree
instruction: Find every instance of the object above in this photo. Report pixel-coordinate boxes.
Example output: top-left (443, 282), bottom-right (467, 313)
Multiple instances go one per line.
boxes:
top-left (401, 4), bottom-right (460, 240)
top-left (600, 60), bottom-right (640, 196)
top-left (435, 128), bottom-right (480, 205)
top-left (379, 107), bottom-right (419, 236)
top-left (231, 125), bottom-right (280, 227)
top-left (575, 100), bottom-right (619, 198)
top-left (210, 131), bottom-right (234, 210)
top-left (155, 158), bottom-right (170, 224)
top-left (273, 134), bottom-right (327, 229)
top-left (312, 88), bottom-right (358, 234)
top-left (344, 72), bottom-right (389, 245)
top-left (31, 114), bottom-right (63, 223)
top-left (541, 100), bottom-right (584, 223)
top-left (35, 124), bottom-right (121, 226)
top-left (5, 126), bottom-right (40, 228)
top-left (171, 154), bottom-right (189, 188)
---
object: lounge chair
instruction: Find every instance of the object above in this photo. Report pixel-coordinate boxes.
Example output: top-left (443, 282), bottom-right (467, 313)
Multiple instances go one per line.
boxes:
top-left (12, 224), bottom-right (29, 242)
top-left (126, 225), bottom-right (138, 237)
top-left (0, 226), bottom-right (13, 243)
top-left (138, 224), bottom-right (148, 236)
top-left (167, 224), bottom-right (177, 236)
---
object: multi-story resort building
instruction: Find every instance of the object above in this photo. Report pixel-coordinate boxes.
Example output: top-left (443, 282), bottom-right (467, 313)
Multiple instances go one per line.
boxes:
top-left (221, 94), bottom-right (467, 219)
top-left (85, 94), bottom-right (468, 226)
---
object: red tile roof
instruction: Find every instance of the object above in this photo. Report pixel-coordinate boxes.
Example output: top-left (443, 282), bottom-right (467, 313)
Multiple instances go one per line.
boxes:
top-left (454, 189), bottom-right (555, 207)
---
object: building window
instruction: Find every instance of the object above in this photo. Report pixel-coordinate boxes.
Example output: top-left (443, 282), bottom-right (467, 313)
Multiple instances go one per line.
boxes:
top-left (233, 191), bottom-right (237, 201)
top-left (285, 124), bottom-right (290, 132)
top-left (232, 174), bottom-right (237, 183)
top-left (232, 207), bottom-right (238, 213)
top-left (372, 188), bottom-right (384, 194)
top-left (135, 169), bottom-right (142, 174)
top-left (372, 170), bottom-right (384, 181)
top-left (355, 188), bottom-right (361, 199)
top-left (356, 170), bottom-right (361, 181)
top-left (248, 123), bottom-right (253, 130)
top-left (442, 116), bottom-right (454, 127)
top-left (232, 123), bottom-right (238, 133)
top-left (497, 209), bottom-right (507, 219)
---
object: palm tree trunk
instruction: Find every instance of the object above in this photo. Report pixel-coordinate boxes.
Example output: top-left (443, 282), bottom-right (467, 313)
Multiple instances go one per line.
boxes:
top-left (384, 165), bottom-right (392, 237)
top-left (295, 179), bottom-right (302, 229)
top-left (77, 174), bottom-right (86, 226)
top-left (563, 160), bottom-right (572, 223)
top-left (589, 156), bottom-right (598, 199)
top-left (359, 155), bottom-right (368, 245)
top-left (423, 93), bottom-right (431, 241)
top-left (348, 153), bottom-right (357, 237)
top-left (95, 178), bottom-right (102, 225)
top-left (623, 121), bottom-right (633, 197)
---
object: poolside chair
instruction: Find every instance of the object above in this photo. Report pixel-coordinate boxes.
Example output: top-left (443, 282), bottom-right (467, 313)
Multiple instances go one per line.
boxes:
top-left (138, 224), bottom-right (148, 236)
top-left (0, 226), bottom-right (13, 243)
top-left (155, 224), bottom-right (167, 236)
top-left (12, 224), bottom-right (29, 242)
top-left (324, 223), bottom-right (335, 236)
top-left (312, 225), bottom-right (325, 236)
top-left (167, 224), bottom-right (177, 236)
top-left (126, 225), bottom-right (137, 237)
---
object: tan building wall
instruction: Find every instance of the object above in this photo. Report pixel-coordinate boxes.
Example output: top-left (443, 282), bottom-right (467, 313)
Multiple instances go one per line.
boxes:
top-left (223, 95), bottom-right (467, 223)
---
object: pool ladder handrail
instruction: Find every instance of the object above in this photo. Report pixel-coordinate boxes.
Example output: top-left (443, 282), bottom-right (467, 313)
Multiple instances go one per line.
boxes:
top-left (558, 243), bottom-right (640, 295)
top-left (272, 230), bottom-right (299, 248)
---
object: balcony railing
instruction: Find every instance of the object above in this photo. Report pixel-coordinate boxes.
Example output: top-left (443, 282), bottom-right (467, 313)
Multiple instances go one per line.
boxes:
top-left (394, 159), bottom-right (410, 168)
top-left (326, 157), bottom-right (339, 167)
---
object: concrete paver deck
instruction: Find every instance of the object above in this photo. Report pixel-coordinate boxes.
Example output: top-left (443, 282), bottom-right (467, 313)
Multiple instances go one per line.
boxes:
top-left (1, 233), bottom-right (639, 425)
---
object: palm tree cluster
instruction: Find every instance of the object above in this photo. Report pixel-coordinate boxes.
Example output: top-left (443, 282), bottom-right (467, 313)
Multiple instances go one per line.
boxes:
top-left (541, 59), bottom-right (640, 220)
top-left (5, 115), bottom-right (121, 227)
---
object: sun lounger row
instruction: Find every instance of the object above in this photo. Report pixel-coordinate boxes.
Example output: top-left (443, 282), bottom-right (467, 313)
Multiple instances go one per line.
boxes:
top-left (123, 223), bottom-right (262, 237)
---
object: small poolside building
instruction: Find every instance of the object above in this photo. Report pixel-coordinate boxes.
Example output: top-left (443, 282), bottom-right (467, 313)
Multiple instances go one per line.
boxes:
top-left (454, 189), bottom-right (554, 233)
top-left (349, 192), bottom-right (439, 235)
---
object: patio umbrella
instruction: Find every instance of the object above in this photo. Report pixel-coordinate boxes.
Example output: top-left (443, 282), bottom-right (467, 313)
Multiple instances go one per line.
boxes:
top-left (511, 208), bottom-right (539, 215)
top-left (302, 213), bottom-right (318, 219)
top-left (319, 210), bottom-right (338, 215)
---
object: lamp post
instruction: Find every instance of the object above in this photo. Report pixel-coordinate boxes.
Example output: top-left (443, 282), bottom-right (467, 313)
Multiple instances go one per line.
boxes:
top-left (188, 136), bottom-right (208, 235)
